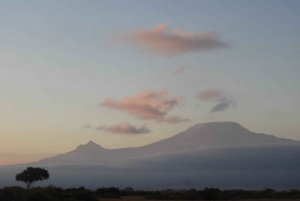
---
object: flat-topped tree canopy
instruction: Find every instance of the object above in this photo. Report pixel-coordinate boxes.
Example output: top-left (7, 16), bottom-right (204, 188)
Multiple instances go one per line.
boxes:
top-left (15, 167), bottom-right (49, 189)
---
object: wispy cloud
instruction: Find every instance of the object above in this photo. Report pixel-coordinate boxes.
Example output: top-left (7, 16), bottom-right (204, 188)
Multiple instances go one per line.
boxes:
top-left (211, 100), bottom-right (236, 113)
top-left (197, 89), bottom-right (236, 113)
top-left (86, 122), bottom-right (151, 135)
top-left (100, 90), bottom-right (188, 124)
top-left (197, 89), bottom-right (223, 101)
top-left (117, 23), bottom-right (228, 56)
top-left (174, 66), bottom-right (191, 74)
top-left (159, 116), bottom-right (190, 124)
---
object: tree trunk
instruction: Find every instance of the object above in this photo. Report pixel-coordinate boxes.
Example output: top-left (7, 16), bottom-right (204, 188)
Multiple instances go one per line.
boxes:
top-left (27, 182), bottom-right (32, 190)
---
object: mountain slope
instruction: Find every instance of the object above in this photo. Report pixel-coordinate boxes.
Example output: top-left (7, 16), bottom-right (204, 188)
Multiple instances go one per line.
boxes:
top-left (36, 122), bottom-right (296, 165)
top-left (3, 143), bottom-right (300, 189)
top-left (140, 122), bottom-right (294, 153)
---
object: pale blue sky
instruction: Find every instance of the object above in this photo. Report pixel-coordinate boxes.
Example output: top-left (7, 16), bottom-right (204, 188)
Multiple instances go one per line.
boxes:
top-left (0, 0), bottom-right (299, 162)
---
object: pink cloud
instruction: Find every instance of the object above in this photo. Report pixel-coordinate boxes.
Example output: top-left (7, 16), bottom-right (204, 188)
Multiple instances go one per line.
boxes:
top-left (92, 122), bottom-right (151, 135)
top-left (197, 89), bottom-right (223, 101)
top-left (118, 23), bottom-right (228, 56)
top-left (100, 90), bottom-right (189, 124)
top-left (101, 90), bottom-right (182, 120)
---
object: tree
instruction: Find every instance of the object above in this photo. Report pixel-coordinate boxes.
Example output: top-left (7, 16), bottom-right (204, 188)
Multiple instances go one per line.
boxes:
top-left (15, 167), bottom-right (50, 189)
top-left (124, 187), bottom-right (134, 192)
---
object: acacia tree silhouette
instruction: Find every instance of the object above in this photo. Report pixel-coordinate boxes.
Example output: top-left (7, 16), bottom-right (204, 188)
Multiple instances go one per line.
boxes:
top-left (15, 167), bottom-right (50, 189)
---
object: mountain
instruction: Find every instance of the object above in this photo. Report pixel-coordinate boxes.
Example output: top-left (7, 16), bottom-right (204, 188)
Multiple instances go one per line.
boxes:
top-left (1, 122), bottom-right (300, 189)
top-left (140, 121), bottom-right (294, 153)
top-left (36, 122), bottom-right (296, 165)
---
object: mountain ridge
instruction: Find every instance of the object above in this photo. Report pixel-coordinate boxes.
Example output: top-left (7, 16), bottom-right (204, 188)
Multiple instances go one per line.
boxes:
top-left (35, 121), bottom-right (297, 165)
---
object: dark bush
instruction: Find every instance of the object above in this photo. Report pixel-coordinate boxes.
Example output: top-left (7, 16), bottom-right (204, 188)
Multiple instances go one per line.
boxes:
top-left (65, 187), bottom-right (97, 201)
top-left (96, 187), bottom-right (121, 198)
top-left (0, 186), bottom-right (25, 201)
top-left (26, 191), bottom-right (54, 201)
top-left (73, 191), bottom-right (97, 201)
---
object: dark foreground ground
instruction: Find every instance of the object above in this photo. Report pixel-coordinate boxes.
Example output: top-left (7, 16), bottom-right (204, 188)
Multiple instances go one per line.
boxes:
top-left (101, 197), bottom-right (300, 201)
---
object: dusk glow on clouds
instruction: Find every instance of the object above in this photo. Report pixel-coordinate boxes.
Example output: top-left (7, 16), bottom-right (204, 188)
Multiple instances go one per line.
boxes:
top-left (101, 90), bottom-right (187, 123)
top-left (1, 0), bottom-right (300, 165)
top-left (92, 122), bottom-right (151, 135)
top-left (198, 89), bottom-right (236, 113)
top-left (198, 89), bottom-right (223, 101)
top-left (119, 23), bottom-right (228, 56)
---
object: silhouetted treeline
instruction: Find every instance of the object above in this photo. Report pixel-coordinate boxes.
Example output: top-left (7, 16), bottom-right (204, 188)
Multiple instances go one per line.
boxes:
top-left (145, 188), bottom-right (300, 200)
top-left (0, 186), bottom-right (97, 201)
top-left (1, 186), bottom-right (300, 201)
top-left (96, 187), bottom-right (121, 198)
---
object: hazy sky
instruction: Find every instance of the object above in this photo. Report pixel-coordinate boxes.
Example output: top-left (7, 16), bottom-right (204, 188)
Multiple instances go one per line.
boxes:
top-left (1, 0), bottom-right (300, 164)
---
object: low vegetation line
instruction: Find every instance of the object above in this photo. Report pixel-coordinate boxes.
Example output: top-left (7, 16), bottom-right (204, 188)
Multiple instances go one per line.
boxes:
top-left (1, 186), bottom-right (300, 201)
